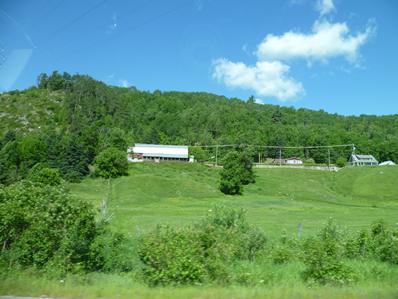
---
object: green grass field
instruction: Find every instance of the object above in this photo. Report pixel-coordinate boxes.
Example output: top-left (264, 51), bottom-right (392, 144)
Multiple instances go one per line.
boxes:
top-left (1, 162), bottom-right (398, 298)
top-left (71, 162), bottom-right (398, 239)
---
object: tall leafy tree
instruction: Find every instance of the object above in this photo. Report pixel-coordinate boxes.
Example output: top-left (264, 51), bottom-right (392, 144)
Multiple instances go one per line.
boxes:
top-left (219, 151), bottom-right (255, 195)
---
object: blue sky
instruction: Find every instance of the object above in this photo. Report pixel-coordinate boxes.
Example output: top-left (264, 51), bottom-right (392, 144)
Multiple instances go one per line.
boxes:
top-left (0, 0), bottom-right (397, 115)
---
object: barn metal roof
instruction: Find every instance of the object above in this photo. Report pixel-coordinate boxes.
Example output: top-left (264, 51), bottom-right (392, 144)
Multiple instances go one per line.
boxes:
top-left (134, 143), bottom-right (188, 149)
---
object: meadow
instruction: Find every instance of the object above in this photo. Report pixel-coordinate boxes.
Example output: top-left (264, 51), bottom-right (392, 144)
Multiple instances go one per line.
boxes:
top-left (1, 162), bottom-right (398, 299)
top-left (72, 162), bottom-right (398, 238)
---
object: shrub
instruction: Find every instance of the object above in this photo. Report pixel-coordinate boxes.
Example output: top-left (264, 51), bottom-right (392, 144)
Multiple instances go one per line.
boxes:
top-left (0, 181), bottom-right (97, 270)
top-left (197, 206), bottom-right (265, 261)
top-left (94, 147), bottom-right (128, 179)
top-left (138, 205), bottom-right (266, 286)
top-left (344, 229), bottom-right (370, 259)
top-left (302, 219), bottom-right (356, 285)
top-left (28, 164), bottom-right (62, 186)
top-left (88, 230), bottom-right (135, 273)
top-left (369, 220), bottom-right (398, 264)
top-left (335, 157), bottom-right (347, 168)
top-left (138, 225), bottom-right (206, 286)
top-left (0, 180), bottom-right (129, 274)
top-left (304, 158), bottom-right (316, 165)
top-left (189, 147), bottom-right (209, 162)
top-left (343, 221), bottom-right (398, 264)
top-left (272, 245), bottom-right (295, 264)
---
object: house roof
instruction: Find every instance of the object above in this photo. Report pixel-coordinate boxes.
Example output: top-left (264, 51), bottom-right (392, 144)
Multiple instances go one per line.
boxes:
top-left (351, 154), bottom-right (378, 162)
top-left (134, 143), bottom-right (188, 149)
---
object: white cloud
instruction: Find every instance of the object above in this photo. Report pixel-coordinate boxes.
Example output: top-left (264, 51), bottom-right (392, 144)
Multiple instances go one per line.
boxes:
top-left (211, 1), bottom-right (375, 102)
top-left (256, 20), bottom-right (375, 63)
top-left (119, 79), bottom-right (130, 87)
top-left (315, 0), bottom-right (335, 16)
top-left (212, 58), bottom-right (304, 101)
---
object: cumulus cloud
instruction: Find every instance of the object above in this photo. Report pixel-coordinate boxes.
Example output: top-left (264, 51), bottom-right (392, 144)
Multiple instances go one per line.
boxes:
top-left (211, 0), bottom-right (375, 101)
top-left (256, 20), bottom-right (375, 63)
top-left (212, 58), bottom-right (304, 101)
top-left (315, 0), bottom-right (335, 16)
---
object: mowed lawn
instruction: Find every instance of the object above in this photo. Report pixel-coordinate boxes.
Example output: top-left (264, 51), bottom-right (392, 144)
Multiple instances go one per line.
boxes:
top-left (70, 162), bottom-right (398, 238)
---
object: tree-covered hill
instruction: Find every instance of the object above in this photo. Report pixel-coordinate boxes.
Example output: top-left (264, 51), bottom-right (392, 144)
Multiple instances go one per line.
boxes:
top-left (1, 71), bottom-right (397, 183)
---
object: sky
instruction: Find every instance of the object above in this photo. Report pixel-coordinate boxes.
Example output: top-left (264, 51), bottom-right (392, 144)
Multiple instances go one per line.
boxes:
top-left (0, 0), bottom-right (397, 115)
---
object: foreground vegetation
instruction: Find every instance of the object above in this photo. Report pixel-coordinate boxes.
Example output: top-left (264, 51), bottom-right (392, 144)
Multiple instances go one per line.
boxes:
top-left (1, 163), bottom-right (398, 298)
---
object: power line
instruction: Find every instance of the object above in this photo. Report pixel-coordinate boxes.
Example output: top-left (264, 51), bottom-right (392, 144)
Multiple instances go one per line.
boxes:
top-left (190, 144), bottom-right (355, 149)
top-left (82, 0), bottom-right (190, 51)
top-left (38, 0), bottom-right (108, 47)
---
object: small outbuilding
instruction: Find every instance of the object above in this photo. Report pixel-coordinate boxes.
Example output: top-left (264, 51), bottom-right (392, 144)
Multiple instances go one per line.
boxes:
top-left (349, 154), bottom-right (378, 166)
top-left (379, 161), bottom-right (396, 166)
top-left (127, 143), bottom-right (189, 162)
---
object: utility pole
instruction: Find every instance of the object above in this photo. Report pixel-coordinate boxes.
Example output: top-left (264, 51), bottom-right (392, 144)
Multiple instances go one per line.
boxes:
top-left (215, 145), bottom-right (218, 167)
top-left (279, 147), bottom-right (282, 166)
top-left (328, 148), bottom-right (331, 171)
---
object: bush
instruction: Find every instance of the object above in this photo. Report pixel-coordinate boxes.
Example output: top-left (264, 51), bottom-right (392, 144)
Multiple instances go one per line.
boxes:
top-left (88, 230), bottom-right (135, 273)
top-left (0, 181), bottom-right (97, 270)
top-left (369, 221), bottom-right (398, 264)
top-left (94, 147), bottom-right (128, 179)
top-left (138, 205), bottom-right (266, 286)
top-left (197, 206), bottom-right (265, 261)
top-left (28, 164), bottom-right (62, 186)
top-left (335, 157), bottom-right (347, 168)
top-left (302, 219), bottom-right (356, 285)
top-left (343, 221), bottom-right (398, 264)
top-left (304, 158), bottom-right (316, 165)
top-left (138, 225), bottom-right (206, 286)
top-left (0, 180), bottom-right (129, 274)
top-left (189, 147), bottom-right (209, 162)
top-left (272, 245), bottom-right (295, 264)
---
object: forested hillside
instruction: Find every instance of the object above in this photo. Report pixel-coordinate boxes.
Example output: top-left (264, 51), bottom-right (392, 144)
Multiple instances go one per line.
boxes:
top-left (1, 71), bottom-right (398, 183)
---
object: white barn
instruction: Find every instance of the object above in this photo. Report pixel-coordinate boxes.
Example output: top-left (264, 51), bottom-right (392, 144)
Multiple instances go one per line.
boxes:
top-left (349, 154), bottom-right (378, 166)
top-left (127, 144), bottom-right (190, 162)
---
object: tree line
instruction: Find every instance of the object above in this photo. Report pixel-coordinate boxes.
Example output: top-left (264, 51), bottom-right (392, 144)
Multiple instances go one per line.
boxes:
top-left (1, 71), bottom-right (397, 183)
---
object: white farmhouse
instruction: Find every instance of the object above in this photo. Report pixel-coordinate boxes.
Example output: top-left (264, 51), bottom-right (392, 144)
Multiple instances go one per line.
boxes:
top-left (285, 157), bottom-right (303, 165)
top-left (349, 154), bottom-right (378, 166)
top-left (127, 143), bottom-right (190, 162)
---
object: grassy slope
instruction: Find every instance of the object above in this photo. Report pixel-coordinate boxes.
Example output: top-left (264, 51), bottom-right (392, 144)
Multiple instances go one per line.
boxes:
top-left (0, 89), bottom-right (63, 134)
top-left (71, 163), bottom-right (398, 239)
top-left (2, 163), bottom-right (398, 298)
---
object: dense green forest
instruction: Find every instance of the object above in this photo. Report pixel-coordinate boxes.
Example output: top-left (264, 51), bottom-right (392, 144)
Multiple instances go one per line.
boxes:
top-left (1, 71), bottom-right (398, 183)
